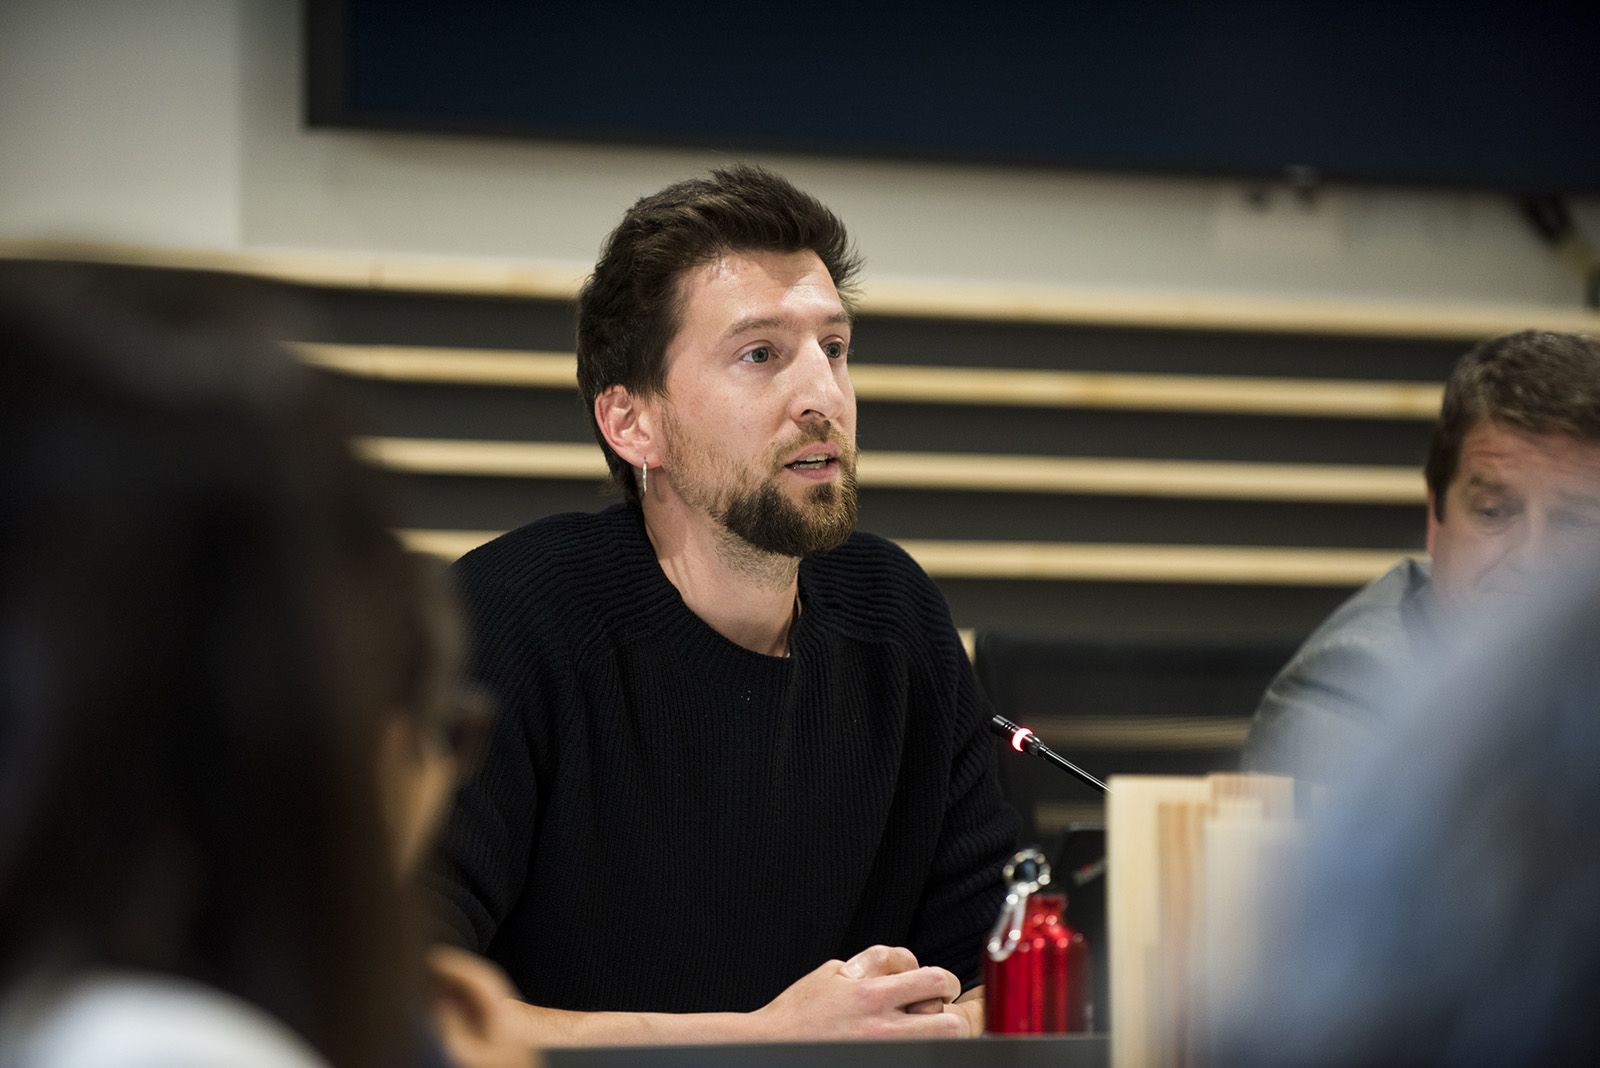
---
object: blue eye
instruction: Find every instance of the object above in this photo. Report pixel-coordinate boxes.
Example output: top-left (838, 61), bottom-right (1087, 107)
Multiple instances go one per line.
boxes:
top-left (741, 346), bottom-right (771, 364)
top-left (823, 341), bottom-right (846, 359)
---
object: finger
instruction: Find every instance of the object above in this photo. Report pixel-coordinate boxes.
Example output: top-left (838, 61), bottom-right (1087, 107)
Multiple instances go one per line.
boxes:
top-left (841, 944), bottom-right (919, 979)
top-left (904, 997), bottom-right (944, 1015)
top-left (427, 963), bottom-right (487, 1031)
top-left (872, 1009), bottom-right (969, 1040)
top-left (947, 997), bottom-right (985, 1037)
top-left (863, 965), bottom-right (961, 1010)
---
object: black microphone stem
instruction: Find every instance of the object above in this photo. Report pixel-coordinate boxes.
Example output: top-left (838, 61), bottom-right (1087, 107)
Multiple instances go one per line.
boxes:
top-left (990, 714), bottom-right (1108, 794)
top-left (1033, 739), bottom-right (1108, 794)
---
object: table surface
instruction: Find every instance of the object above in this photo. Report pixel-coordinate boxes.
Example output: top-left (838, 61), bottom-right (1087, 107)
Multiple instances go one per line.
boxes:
top-left (545, 1034), bottom-right (1109, 1068)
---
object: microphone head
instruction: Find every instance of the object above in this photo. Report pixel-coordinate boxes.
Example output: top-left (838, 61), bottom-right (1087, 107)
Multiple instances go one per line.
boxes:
top-left (991, 714), bottom-right (1039, 755)
top-left (990, 713), bottom-right (1022, 737)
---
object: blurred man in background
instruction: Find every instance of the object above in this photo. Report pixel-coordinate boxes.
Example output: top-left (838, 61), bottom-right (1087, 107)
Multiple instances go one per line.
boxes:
top-left (1223, 557), bottom-right (1600, 1064)
top-left (1246, 330), bottom-right (1600, 778)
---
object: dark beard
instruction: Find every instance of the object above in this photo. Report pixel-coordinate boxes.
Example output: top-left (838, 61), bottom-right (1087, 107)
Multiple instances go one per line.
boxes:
top-left (717, 467), bottom-right (859, 558)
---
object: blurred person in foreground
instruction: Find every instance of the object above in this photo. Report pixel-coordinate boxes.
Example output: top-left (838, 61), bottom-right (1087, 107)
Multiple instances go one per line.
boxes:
top-left (0, 267), bottom-right (529, 1067)
top-left (427, 165), bottom-right (1018, 1043)
top-left (1246, 330), bottom-right (1600, 778)
top-left (380, 554), bottom-right (532, 1068)
top-left (1220, 554), bottom-right (1600, 1065)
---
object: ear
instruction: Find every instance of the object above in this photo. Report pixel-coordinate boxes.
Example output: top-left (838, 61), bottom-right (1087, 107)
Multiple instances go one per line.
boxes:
top-left (1425, 487), bottom-right (1439, 557)
top-left (594, 385), bottom-right (658, 469)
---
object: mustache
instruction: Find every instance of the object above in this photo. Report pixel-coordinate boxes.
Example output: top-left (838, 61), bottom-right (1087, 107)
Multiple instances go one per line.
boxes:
top-left (769, 421), bottom-right (856, 468)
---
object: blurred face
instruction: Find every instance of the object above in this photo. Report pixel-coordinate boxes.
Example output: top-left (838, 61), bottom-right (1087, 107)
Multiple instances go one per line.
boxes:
top-left (654, 249), bottom-right (859, 557)
top-left (379, 720), bottom-right (459, 876)
top-left (1427, 421), bottom-right (1600, 609)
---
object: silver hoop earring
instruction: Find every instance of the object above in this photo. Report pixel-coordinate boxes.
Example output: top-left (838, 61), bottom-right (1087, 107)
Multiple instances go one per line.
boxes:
top-left (641, 460), bottom-right (648, 497)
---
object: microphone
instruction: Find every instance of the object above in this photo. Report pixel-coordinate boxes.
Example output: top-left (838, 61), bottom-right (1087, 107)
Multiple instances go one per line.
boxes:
top-left (990, 714), bottom-right (1108, 794)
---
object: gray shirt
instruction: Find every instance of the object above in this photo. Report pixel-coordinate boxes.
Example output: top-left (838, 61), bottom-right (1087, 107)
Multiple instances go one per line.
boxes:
top-left (1245, 558), bottom-right (1436, 781)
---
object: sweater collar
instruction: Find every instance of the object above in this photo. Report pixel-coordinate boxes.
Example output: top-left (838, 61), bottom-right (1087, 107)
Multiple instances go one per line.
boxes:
top-left (603, 504), bottom-right (812, 667)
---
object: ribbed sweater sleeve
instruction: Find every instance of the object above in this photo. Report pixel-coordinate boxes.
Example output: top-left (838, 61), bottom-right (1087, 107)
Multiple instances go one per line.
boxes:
top-left (425, 525), bottom-right (578, 951)
top-left (909, 624), bottom-right (1018, 987)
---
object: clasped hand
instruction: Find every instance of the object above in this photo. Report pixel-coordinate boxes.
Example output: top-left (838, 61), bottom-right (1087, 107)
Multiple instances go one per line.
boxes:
top-left (754, 944), bottom-right (970, 1040)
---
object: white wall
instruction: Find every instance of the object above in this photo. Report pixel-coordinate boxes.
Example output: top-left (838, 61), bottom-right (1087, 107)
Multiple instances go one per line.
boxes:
top-left (0, 0), bottom-right (243, 249)
top-left (4, 0), bottom-right (1595, 308)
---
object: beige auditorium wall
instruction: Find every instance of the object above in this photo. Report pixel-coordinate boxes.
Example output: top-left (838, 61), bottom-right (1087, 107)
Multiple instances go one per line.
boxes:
top-left (0, 0), bottom-right (244, 249)
top-left (3, 0), bottom-right (1596, 308)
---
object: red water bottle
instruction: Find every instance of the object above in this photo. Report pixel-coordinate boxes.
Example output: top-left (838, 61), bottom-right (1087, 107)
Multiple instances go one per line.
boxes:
top-left (984, 848), bottom-right (1093, 1034)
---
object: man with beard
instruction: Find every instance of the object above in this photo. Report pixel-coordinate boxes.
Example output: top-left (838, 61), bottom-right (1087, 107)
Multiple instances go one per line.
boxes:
top-left (428, 166), bottom-right (1018, 1047)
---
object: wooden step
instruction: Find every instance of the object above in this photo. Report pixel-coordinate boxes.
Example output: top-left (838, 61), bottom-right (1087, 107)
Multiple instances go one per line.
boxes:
top-left (299, 342), bottom-right (1444, 420)
top-left (355, 436), bottom-right (1425, 504)
top-left (892, 541), bottom-right (1408, 585)
top-left (1025, 715), bottom-right (1251, 750)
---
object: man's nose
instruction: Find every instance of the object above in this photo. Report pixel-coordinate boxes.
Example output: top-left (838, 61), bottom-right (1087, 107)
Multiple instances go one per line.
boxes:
top-left (1505, 514), bottom-right (1559, 575)
top-left (787, 341), bottom-right (849, 423)
top-left (1497, 521), bottom-right (1538, 575)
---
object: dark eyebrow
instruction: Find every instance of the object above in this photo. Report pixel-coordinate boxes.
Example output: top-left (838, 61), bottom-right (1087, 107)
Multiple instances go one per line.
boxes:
top-left (722, 312), bottom-right (851, 341)
top-left (1463, 475), bottom-right (1510, 496)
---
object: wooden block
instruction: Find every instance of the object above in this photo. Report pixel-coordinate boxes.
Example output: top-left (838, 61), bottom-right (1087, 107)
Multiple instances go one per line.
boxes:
top-left (1108, 775), bottom-right (1210, 1068)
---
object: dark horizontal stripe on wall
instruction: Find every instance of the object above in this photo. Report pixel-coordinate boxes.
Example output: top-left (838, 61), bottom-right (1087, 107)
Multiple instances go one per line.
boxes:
top-left (858, 403), bottom-right (1434, 466)
top-left (818, 318), bottom-right (1471, 380)
top-left (856, 488), bottom-right (1425, 549)
top-left (388, 474), bottom-right (620, 532)
top-left (381, 472), bottom-right (1425, 550)
top-left (934, 578), bottom-right (1356, 640)
top-left (331, 378), bottom-right (595, 444)
top-left (299, 286), bottom-right (578, 351)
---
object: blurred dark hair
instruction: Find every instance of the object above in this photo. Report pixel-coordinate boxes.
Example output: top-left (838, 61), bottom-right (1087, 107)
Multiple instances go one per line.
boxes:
top-left (1425, 330), bottom-right (1600, 520)
top-left (0, 264), bottom-right (421, 1066)
top-left (575, 164), bottom-right (862, 502)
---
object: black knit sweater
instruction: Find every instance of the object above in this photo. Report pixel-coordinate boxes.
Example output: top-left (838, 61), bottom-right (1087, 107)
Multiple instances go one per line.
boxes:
top-left (428, 504), bottom-right (1018, 1013)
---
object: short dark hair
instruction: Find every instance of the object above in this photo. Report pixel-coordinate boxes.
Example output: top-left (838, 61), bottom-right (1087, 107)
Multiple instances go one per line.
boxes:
top-left (0, 264), bottom-right (422, 1066)
top-left (1425, 330), bottom-right (1600, 520)
top-left (576, 164), bottom-right (862, 501)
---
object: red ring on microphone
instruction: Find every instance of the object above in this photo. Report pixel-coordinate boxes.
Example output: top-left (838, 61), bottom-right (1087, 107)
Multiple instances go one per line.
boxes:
top-left (1010, 727), bottom-right (1034, 753)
